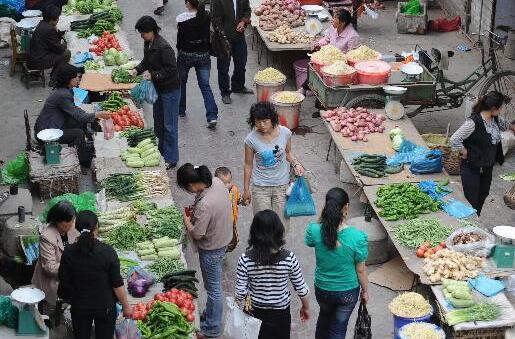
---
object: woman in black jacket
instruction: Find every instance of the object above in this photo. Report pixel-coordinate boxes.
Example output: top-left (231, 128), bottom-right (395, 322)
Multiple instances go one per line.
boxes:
top-left (176, 0), bottom-right (219, 129)
top-left (130, 16), bottom-right (181, 169)
top-left (450, 91), bottom-right (515, 215)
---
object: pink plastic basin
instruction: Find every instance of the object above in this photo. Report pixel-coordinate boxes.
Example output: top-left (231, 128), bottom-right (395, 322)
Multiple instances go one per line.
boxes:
top-left (355, 60), bottom-right (391, 85)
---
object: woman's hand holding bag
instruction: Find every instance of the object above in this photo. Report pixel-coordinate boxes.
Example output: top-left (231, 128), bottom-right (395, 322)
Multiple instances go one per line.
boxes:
top-left (353, 302), bottom-right (372, 339)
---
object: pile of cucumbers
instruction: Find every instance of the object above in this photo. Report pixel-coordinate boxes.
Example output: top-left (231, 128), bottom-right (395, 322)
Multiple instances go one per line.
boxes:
top-left (99, 91), bottom-right (125, 111)
top-left (161, 270), bottom-right (198, 298)
top-left (352, 154), bottom-right (404, 178)
top-left (71, 9), bottom-right (122, 32)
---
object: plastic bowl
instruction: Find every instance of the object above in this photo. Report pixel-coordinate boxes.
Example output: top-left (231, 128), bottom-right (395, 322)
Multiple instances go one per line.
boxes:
top-left (311, 59), bottom-right (332, 74)
top-left (321, 68), bottom-right (356, 87)
top-left (355, 60), bottom-right (391, 85)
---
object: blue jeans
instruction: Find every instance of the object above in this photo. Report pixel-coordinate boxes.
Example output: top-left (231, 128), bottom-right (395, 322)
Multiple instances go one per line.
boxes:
top-left (216, 37), bottom-right (248, 96)
top-left (315, 286), bottom-right (360, 339)
top-left (153, 89), bottom-right (180, 164)
top-left (177, 52), bottom-right (218, 122)
top-left (198, 247), bottom-right (226, 337)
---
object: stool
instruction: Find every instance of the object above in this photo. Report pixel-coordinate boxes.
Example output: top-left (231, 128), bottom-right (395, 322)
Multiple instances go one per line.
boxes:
top-left (9, 27), bottom-right (26, 76)
top-left (21, 62), bottom-right (46, 89)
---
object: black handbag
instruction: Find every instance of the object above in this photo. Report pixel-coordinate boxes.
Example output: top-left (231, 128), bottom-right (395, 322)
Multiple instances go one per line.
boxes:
top-left (353, 302), bottom-right (372, 339)
top-left (209, 25), bottom-right (231, 59)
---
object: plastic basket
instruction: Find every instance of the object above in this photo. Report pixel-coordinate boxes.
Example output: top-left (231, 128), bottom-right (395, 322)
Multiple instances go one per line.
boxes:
top-left (321, 68), bottom-right (356, 87)
top-left (421, 133), bottom-right (461, 175)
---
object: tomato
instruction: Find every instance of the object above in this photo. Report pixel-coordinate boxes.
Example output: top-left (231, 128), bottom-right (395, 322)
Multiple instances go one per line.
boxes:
top-left (416, 248), bottom-right (425, 258)
top-left (434, 245), bottom-right (443, 253)
top-left (180, 308), bottom-right (188, 316)
top-left (440, 242), bottom-right (446, 248)
top-left (186, 313), bottom-right (195, 322)
top-left (188, 303), bottom-right (196, 311)
top-left (165, 291), bottom-right (173, 298)
top-left (132, 311), bottom-right (144, 320)
top-left (122, 105), bottom-right (129, 112)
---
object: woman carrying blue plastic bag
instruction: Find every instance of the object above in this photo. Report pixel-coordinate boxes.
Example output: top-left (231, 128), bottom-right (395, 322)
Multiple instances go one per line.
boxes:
top-left (130, 16), bottom-right (181, 169)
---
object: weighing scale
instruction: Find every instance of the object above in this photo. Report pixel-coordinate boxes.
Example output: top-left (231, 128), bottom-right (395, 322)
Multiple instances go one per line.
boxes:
top-left (383, 86), bottom-right (407, 120)
top-left (36, 129), bottom-right (63, 165)
top-left (492, 226), bottom-right (515, 269)
top-left (10, 287), bottom-right (47, 336)
top-left (400, 62), bottom-right (423, 82)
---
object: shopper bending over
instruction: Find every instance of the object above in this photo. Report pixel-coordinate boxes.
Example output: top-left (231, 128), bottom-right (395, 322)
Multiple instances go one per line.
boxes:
top-left (58, 210), bottom-right (132, 339)
top-left (305, 187), bottom-right (369, 339)
top-left (177, 163), bottom-right (233, 338)
top-left (451, 91), bottom-right (515, 215)
top-left (236, 209), bottom-right (310, 339)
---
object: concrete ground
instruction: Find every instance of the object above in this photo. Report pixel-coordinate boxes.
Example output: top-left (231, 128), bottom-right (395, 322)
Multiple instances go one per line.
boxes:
top-left (0, 1), bottom-right (514, 338)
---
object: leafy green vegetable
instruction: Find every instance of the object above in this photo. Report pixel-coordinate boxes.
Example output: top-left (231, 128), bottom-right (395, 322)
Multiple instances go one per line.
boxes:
top-left (137, 301), bottom-right (194, 338)
top-left (445, 302), bottom-right (501, 325)
top-left (105, 220), bottom-right (151, 250)
top-left (147, 206), bottom-right (184, 239)
top-left (500, 172), bottom-right (515, 181)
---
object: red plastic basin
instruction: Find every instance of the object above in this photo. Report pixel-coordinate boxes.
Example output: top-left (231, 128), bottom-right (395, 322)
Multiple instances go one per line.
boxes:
top-left (355, 60), bottom-right (391, 85)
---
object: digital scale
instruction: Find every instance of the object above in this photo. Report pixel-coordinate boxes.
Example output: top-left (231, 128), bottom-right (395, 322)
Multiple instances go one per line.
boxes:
top-left (36, 129), bottom-right (63, 165)
top-left (10, 287), bottom-right (47, 336)
top-left (383, 86), bottom-right (407, 120)
top-left (492, 226), bottom-right (515, 269)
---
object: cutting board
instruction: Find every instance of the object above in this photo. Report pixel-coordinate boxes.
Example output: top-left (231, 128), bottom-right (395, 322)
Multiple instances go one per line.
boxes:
top-left (79, 73), bottom-right (137, 92)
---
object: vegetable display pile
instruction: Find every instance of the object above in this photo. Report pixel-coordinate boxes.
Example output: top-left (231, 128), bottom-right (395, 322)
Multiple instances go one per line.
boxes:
top-left (71, 9), bottom-right (122, 32)
top-left (423, 249), bottom-right (485, 282)
top-left (346, 45), bottom-right (380, 63)
top-left (111, 105), bottom-right (144, 131)
top-left (136, 299), bottom-right (195, 337)
top-left (148, 257), bottom-right (185, 280)
top-left (352, 154), bottom-right (387, 178)
top-left (443, 279), bottom-right (475, 309)
top-left (121, 138), bottom-right (160, 168)
top-left (375, 183), bottom-right (440, 220)
top-left (98, 206), bottom-right (136, 233)
top-left (99, 91), bottom-right (125, 111)
top-left (89, 32), bottom-right (121, 56)
top-left (254, 0), bottom-right (306, 31)
top-left (105, 220), bottom-right (151, 250)
top-left (452, 231), bottom-right (483, 245)
top-left (322, 107), bottom-right (386, 142)
top-left (389, 292), bottom-right (431, 318)
top-left (311, 45), bottom-right (346, 65)
top-left (254, 67), bottom-right (286, 83)
top-left (266, 25), bottom-right (313, 44)
top-left (136, 237), bottom-right (180, 261)
top-left (322, 61), bottom-right (356, 76)
top-left (119, 257), bottom-right (139, 276)
top-left (161, 270), bottom-right (198, 298)
top-left (63, 0), bottom-right (116, 15)
top-left (445, 302), bottom-right (500, 326)
top-left (394, 217), bottom-right (453, 249)
top-left (416, 240), bottom-right (447, 258)
top-left (272, 91), bottom-right (303, 104)
top-left (103, 49), bottom-right (129, 66)
top-left (84, 60), bottom-right (103, 72)
top-left (147, 206), bottom-right (184, 239)
top-left (399, 322), bottom-right (442, 339)
top-left (389, 127), bottom-right (404, 151)
top-left (101, 171), bottom-right (170, 201)
top-left (120, 127), bottom-right (157, 147)
top-left (112, 68), bottom-right (142, 83)
top-left (78, 20), bottom-right (116, 38)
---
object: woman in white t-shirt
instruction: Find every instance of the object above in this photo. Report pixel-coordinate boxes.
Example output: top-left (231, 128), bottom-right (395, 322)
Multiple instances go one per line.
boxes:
top-left (243, 102), bottom-right (304, 231)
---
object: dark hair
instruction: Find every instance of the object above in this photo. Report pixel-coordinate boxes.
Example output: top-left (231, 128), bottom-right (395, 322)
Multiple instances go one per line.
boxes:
top-left (75, 210), bottom-right (98, 254)
top-left (47, 201), bottom-right (76, 225)
top-left (214, 166), bottom-right (231, 178)
top-left (247, 210), bottom-right (285, 265)
top-left (247, 102), bottom-right (279, 128)
top-left (135, 16), bottom-right (161, 34)
top-left (472, 91), bottom-right (506, 115)
top-left (336, 9), bottom-right (352, 27)
top-left (177, 163), bottom-right (213, 190)
top-left (186, 0), bottom-right (207, 20)
top-left (43, 5), bottom-right (61, 22)
top-left (320, 188), bottom-right (349, 250)
top-left (55, 64), bottom-right (78, 88)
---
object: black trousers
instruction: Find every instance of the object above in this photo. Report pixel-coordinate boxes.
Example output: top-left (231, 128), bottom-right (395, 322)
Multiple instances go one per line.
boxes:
top-left (460, 163), bottom-right (493, 216)
top-left (249, 306), bottom-right (291, 339)
top-left (71, 307), bottom-right (116, 339)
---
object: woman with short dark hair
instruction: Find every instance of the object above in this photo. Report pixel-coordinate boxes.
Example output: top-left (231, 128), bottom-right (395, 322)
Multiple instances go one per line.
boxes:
top-left (236, 210), bottom-right (309, 339)
top-left (242, 102), bottom-right (304, 231)
top-left (58, 210), bottom-right (131, 339)
top-left (130, 16), bottom-right (181, 169)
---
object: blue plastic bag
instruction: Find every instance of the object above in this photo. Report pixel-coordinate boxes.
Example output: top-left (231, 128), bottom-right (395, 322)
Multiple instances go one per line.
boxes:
top-left (144, 81), bottom-right (158, 105)
top-left (441, 199), bottom-right (476, 219)
top-left (418, 180), bottom-right (452, 201)
top-left (386, 139), bottom-right (428, 166)
top-left (73, 87), bottom-right (89, 106)
top-left (285, 177), bottom-right (316, 217)
top-left (131, 80), bottom-right (158, 107)
top-left (73, 52), bottom-right (93, 65)
top-left (115, 318), bottom-right (141, 339)
top-left (409, 150), bottom-right (443, 174)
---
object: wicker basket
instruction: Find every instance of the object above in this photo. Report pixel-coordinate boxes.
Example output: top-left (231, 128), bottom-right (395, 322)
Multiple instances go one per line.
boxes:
top-left (35, 175), bottom-right (80, 199)
top-left (422, 133), bottom-right (461, 175)
top-left (504, 183), bottom-right (515, 210)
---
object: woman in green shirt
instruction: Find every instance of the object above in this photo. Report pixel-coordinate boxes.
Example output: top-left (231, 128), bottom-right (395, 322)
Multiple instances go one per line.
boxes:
top-left (305, 187), bottom-right (369, 339)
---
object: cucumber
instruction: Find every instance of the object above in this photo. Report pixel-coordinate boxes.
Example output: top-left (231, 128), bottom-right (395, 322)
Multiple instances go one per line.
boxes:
top-left (385, 164), bottom-right (404, 174)
top-left (449, 297), bottom-right (475, 308)
top-left (357, 169), bottom-right (384, 178)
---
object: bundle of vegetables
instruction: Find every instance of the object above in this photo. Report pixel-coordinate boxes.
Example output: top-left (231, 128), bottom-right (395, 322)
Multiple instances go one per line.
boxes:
top-left (322, 107), bottom-right (386, 142)
top-left (140, 170), bottom-right (170, 198)
top-left (375, 183), bottom-right (440, 221)
top-left (63, 0), bottom-right (116, 15)
top-left (105, 220), bottom-right (151, 250)
top-left (416, 241), bottom-right (447, 258)
top-left (131, 199), bottom-right (157, 214)
top-left (389, 127), bottom-right (404, 151)
top-left (394, 217), bottom-right (453, 249)
top-left (99, 91), bottom-right (125, 111)
top-left (98, 206), bottom-right (136, 233)
top-left (70, 9), bottom-right (123, 32)
top-left (136, 237), bottom-right (180, 261)
top-left (254, 67), bottom-right (286, 83)
top-left (352, 154), bottom-right (387, 178)
top-left (272, 91), bottom-right (303, 104)
top-left (346, 45), bottom-right (381, 64)
top-left (311, 45), bottom-right (346, 66)
top-left (423, 249), bottom-right (485, 282)
top-left (137, 300), bottom-right (195, 337)
top-left (104, 49), bottom-right (129, 67)
top-left (399, 323), bottom-right (443, 339)
top-left (111, 105), bottom-right (144, 131)
top-left (148, 257), bottom-right (185, 280)
top-left (120, 127), bottom-right (157, 147)
top-left (121, 138), bottom-right (160, 168)
top-left (119, 257), bottom-right (139, 276)
top-left (84, 60), bottom-right (103, 72)
top-left (389, 292), bottom-right (431, 318)
top-left (443, 279), bottom-right (475, 308)
top-left (112, 68), bottom-right (142, 83)
top-left (161, 271), bottom-right (198, 298)
top-left (254, 0), bottom-right (306, 31)
top-left (39, 192), bottom-right (96, 222)
top-left (266, 25), bottom-right (313, 44)
top-left (147, 206), bottom-right (184, 239)
top-left (401, 0), bottom-right (422, 15)
top-left (101, 173), bottom-right (144, 201)
top-left (89, 32), bottom-right (121, 56)
top-left (445, 302), bottom-right (500, 325)
top-left (77, 20), bottom-right (116, 38)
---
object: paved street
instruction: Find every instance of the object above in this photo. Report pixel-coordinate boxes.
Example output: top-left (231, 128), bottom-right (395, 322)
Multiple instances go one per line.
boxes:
top-left (0, 1), bottom-right (514, 338)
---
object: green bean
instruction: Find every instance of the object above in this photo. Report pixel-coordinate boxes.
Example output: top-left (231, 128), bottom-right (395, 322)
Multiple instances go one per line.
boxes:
top-left (394, 218), bottom-right (454, 248)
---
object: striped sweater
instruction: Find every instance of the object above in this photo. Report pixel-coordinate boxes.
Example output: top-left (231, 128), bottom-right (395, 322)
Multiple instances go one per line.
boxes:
top-left (235, 250), bottom-right (309, 310)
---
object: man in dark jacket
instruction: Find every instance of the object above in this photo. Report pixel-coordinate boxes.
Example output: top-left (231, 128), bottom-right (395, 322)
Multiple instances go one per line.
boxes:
top-left (211, 0), bottom-right (252, 104)
top-left (28, 5), bottom-right (71, 85)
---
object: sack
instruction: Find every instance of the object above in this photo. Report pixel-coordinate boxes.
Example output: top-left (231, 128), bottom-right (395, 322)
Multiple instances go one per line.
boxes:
top-left (285, 176), bottom-right (316, 217)
top-left (441, 199), bottom-right (476, 219)
top-left (131, 80), bottom-right (158, 107)
top-left (353, 302), bottom-right (372, 339)
top-left (1, 152), bottom-right (29, 185)
top-left (409, 150), bottom-right (443, 174)
top-left (445, 226), bottom-right (495, 257)
top-left (210, 26), bottom-right (231, 59)
top-left (428, 16), bottom-right (461, 32)
top-left (115, 318), bottom-right (141, 339)
top-left (289, 164), bottom-right (318, 193)
top-left (224, 297), bottom-right (261, 339)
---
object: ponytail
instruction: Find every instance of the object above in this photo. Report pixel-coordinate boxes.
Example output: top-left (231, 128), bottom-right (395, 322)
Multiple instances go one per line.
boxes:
top-left (75, 210), bottom-right (98, 254)
top-left (320, 188), bottom-right (349, 250)
top-left (177, 163), bottom-right (213, 190)
top-left (472, 91), bottom-right (506, 115)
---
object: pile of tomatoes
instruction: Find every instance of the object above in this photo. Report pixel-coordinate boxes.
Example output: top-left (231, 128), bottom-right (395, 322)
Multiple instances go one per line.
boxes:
top-left (111, 105), bottom-right (144, 131)
top-left (416, 241), bottom-right (447, 258)
top-left (131, 289), bottom-right (196, 322)
top-left (89, 31), bottom-right (122, 56)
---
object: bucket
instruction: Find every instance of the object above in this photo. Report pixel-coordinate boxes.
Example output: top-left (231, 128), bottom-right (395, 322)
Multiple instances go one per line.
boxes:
top-left (293, 59), bottom-right (309, 90)
top-left (255, 79), bottom-right (286, 103)
top-left (393, 307), bottom-right (433, 339)
top-left (271, 92), bottom-right (305, 130)
top-left (399, 322), bottom-right (445, 339)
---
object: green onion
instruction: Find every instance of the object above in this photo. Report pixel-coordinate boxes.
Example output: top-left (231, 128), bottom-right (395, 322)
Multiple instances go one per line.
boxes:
top-left (445, 302), bottom-right (501, 326)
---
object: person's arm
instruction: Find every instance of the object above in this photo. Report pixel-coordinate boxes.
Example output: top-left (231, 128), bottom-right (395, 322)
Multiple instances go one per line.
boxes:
top-left (59, 94), bottom-right (111, 122)
top-left (184, 203), bottom-right (210, 241)
top-left (57, 250), bottom-right (72, 300)
top-left (346, 36), bottom-right (361, 52)
top-left (289, 254), bottom-right (310, 321)
top-left (304, 224), bottom-right (315, 247)
top-left (113, 287), bottom-right (132, 318)
top-left (150, 46), bottom-right (178, 82)
top-left (234, 255), bottom-right (249, 302)
top-left (45, 27), bottom-right (66, 55)
top-left (134, 46), bottom-right (149, 75)
top-left (356, 262), bottom-right (369, 303)
top-left (109, 249), bottom-right (132, 318)
top-left (285, 137), bottom-right (304, 176)
top-left (243, 144), bottom-right (254, 204)
top-left (39, 235), bottom-right (60, 278)
top-left (450, 119), bottom-right (475, 159)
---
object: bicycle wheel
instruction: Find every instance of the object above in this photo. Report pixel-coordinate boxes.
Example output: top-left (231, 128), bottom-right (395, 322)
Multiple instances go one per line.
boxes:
top-left (345, 94), bottom-right (385, 109)
top-left (479, 70), bottom-right (515, 119)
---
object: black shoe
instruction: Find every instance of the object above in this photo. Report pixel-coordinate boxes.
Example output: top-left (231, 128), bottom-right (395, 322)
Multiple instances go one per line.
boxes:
top-left (312, 111), bottom-right (321, 118)
top-left (221, 95), bottom-right (232, 104)
top-left (163, 0), bottom-right (168, 3)
top-left (165, 162), bottom-right (177, 170)
top-left (179, 112), bottom-right (186, 117)
top-left (154, 6), bottom-right (164, 15)
top-left (232, 86), bottom-right (254, 94)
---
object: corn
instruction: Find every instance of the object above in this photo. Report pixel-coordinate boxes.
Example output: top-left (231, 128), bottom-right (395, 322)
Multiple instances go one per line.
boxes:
top-left (322, 61), bottom-right (356, 75)
top-left (311, 45), bottom-right (346, 65)
top-left (388, 292), bottom-right (431, 318)
top-left (400, 323), bottom-right (442, 339)
top-left (254, 67), bottom-right (286, 83)
top-left (273, 91), bottom-right (302, 104)
top-left (346, 45), bottom-right (380, 61)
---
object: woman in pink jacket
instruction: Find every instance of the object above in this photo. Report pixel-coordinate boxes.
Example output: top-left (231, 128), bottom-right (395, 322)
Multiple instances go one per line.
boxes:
top-left (314, 9), bottom-right (360, 54)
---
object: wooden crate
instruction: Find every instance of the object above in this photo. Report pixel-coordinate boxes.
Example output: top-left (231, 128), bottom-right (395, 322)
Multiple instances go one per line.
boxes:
top-left (396, 2), bottom-right (428, 35)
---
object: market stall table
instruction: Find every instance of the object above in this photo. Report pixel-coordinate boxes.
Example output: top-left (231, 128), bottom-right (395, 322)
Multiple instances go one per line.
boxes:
top-left (79, 72), bottom-right (137, 92)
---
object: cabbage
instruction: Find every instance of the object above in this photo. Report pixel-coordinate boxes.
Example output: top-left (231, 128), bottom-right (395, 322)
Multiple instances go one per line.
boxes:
top-left (389, 127), bottom-right (404, 140)
top-left (115, 52), bottom-right (129, 66)
top-left (103, 53), bottom-right (116, 66)
top-left (120, 61), bottom-right (140, 70)
top-left (392, 134), bottom-right (404, 151)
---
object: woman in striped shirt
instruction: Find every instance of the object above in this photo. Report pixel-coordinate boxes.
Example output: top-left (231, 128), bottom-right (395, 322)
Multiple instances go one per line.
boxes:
top-left (235, 209), bottom-right (310, 339)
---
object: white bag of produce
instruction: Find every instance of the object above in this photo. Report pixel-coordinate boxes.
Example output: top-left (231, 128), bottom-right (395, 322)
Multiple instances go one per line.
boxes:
top-left (445, 226), bottom-right (495, 258)
top-left (224, 297), bottom-right (262, 339)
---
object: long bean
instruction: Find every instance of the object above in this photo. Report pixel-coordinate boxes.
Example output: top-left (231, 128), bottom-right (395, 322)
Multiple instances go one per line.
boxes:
top-left (394, 218), bottom-right (454, 248)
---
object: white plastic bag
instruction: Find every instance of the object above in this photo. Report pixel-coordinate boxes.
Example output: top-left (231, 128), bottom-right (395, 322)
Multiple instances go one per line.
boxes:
top-left (223, 297), bottom-right (262, 339)
top-left (445, 226), bottom-right (496, 257)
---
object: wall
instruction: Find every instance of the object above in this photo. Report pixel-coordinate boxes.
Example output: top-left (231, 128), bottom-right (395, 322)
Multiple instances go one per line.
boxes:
top-left (439, 0), bottom-right (469, 29)
top-left (469, 0), bottom-right (494, 34)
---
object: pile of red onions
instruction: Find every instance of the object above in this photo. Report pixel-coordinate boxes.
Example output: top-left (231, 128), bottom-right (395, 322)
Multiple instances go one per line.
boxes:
top-left (254, 0), bottom-right (306, 31)
top-left (128, 278), bottom-right (153, 298)
top-left (322, 107), bottom-right (386, 142)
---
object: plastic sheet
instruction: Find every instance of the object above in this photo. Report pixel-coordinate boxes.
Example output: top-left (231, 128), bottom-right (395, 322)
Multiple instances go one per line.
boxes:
top-left (131, 80), bottom-right (158, 108)
top-left (285, 176), bottom-right (316, 217)
top-left (224, 297), bottom-right (261, 339)
top-left (115, 318), bottom-right (141, 339)
top-left (1, 152), bottom-right (29, 184)
top-left (417, 180), bottom-right (452, 201)
top-left (441, 199), bottom-right (476, 219)
top-left (38, 192), bottom-right (97, 222)
top-left (409, 150), bottom-right (443, 174)
top-left (445, 226), bottom-right (495, 257)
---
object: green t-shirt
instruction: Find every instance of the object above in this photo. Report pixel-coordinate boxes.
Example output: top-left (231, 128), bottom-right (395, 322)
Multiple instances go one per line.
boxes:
top-left (304, 223), bottom-right (368, 292)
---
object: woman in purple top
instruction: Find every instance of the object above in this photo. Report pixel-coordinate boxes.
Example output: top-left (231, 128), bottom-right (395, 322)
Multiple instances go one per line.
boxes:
top-left (313, 9), bottom-right (360, 53)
